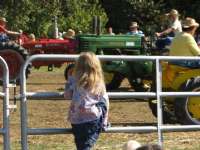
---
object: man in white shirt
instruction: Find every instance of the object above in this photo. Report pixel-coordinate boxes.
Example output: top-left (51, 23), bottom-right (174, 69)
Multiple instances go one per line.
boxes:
top-left (155, 9), bottom-right (182, 49)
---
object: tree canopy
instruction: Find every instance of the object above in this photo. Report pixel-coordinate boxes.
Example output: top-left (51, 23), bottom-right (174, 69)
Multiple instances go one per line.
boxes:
top-left (0, 0), bottom-right (200, 37)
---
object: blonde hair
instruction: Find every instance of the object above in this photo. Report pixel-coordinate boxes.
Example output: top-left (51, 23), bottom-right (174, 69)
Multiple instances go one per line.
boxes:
top-left (74, 52), bottom-right (105, 95)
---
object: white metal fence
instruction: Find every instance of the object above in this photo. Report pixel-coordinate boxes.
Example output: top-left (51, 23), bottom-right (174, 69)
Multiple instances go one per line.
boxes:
top-left (0, 56), bottom-right (10, 150)
top-left (20, 54), bottom-right (200, 150)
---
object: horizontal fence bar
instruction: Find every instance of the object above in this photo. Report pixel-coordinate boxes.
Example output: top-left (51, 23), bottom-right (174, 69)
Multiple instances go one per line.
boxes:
top-left (24, 92), bottom-right (156, 100)
top-left (27, 126), bottom-right (158, 135)
top-left (161, 125), bottom-right (200, 132)
top-left (27, 125), bottom-right (200, 136)
top-left (18, 91), bottom-right (200, 100)
top-left (161, 92), bottom-right (200, 97)
top-left (26, 54), bottom-right (200, 62)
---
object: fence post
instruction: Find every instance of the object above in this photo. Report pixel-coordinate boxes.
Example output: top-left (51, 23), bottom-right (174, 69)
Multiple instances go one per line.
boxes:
top-left (0, 56), bottom-right (10, 150)
top-left (156, 58), bottom-right (163, 146)
top-left (20, 59), bottom-right (29, 150)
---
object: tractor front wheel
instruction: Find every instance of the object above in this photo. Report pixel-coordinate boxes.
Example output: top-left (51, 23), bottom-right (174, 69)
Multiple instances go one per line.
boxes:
top-left (0, 42), bottom-right (30, 83)
top-left (175, 77), bottom-right (200, 125)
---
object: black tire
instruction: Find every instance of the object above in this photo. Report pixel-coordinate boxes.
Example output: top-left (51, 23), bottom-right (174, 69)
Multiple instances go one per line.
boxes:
top-left (64, 63), bottom-right (75, 80)
top-left (148, 99), bottom-right (177, 124)
top-left (106, 72), bottom-right (124, 90)
top-left (175, 77), bottom-right (200, 125)
top-left (0, 42), bottom-right (30, 83)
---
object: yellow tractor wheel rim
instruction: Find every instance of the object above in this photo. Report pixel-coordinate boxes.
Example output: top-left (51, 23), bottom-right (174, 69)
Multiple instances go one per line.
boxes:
top-left (187, 87), bottom-right (200, 121)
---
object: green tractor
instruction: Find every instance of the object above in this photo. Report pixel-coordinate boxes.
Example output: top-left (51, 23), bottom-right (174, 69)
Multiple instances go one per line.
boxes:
top-left (76, 34), bottom-right (153, 91)
top-left (64, 16), bottom-right (200, 125)
top-left (73, 33), bottom-right (200, 125)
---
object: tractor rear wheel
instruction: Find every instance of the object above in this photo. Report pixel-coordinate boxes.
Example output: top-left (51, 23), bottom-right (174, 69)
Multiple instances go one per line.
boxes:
top-left (175, 77), bottom-right (200, 125)
top-left (105, 72), bottom-right (125, 90)
top-left (0, 42), bottom-right (30, 83)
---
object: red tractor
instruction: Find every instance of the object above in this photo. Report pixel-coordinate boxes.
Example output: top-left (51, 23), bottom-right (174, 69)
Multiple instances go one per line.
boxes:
top-left (0, 33), bottom-right (76, 83)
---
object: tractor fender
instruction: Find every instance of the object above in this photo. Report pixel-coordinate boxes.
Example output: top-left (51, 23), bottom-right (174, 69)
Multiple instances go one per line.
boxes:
top-left (162, 63), bottom-right (200, 90)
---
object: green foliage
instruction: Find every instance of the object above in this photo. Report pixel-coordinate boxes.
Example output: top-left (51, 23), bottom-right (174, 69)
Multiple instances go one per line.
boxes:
top-left (101, 0), bottom-right (163, 35)
top-left (0, 0), bottom-right (107, 37)
top-left (1, 0), bottom-right (200, 37)
top-left (63, 0), bottom-right (107, 33)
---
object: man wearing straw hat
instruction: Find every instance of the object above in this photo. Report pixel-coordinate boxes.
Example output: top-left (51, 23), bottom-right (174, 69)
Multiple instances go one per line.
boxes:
top-left (169, 17), bottom-right (200, 68)
top-left (127, 21), bottom-right (144, 37)
top-left (155, 9), bottom-right (182, 49)
top-left (0, 17), bottom-right (21, 37)
top-left (170, 17), bottom-right (200, 56)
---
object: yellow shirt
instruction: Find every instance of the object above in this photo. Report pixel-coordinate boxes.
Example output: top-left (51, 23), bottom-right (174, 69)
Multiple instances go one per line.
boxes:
top-left (170, 32), bottom-right (200, 56)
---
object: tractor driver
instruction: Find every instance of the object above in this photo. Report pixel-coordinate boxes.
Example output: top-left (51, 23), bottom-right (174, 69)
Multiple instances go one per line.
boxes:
top-left (155, 9), bottom-right (182, 49)
top-left (0, 17), bottom-right (21, 38)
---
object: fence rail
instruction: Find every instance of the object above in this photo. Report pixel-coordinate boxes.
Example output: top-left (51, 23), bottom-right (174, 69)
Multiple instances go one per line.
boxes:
top-left (0, 56), bottom-right (10, 150)
top-left (20, 54), bottom-right (200, 150)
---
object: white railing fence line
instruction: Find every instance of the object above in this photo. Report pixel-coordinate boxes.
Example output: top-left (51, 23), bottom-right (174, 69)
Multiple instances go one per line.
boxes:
top-left (20, 54), bottom-right (200, 150)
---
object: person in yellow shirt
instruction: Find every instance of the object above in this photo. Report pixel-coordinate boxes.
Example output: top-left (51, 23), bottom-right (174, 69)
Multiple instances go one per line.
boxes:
top-left (169, 17), bottom-right (200, 68)
top-left (170, 17), bottom-right (200, 56)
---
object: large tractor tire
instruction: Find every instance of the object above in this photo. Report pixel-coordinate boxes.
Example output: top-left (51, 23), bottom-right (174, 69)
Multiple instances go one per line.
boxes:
top-left (175, 77), bottom-right (200, 125)
top-left (148, 99), bottom-right (177, 124)
top-left (105, 72), bottom-right (125, 90)
top-left (0, 42), bottom-right (30, 83)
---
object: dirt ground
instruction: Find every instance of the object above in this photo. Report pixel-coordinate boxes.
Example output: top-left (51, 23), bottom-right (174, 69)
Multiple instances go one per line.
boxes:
top-left (1, 66), bottom-right (200, 150)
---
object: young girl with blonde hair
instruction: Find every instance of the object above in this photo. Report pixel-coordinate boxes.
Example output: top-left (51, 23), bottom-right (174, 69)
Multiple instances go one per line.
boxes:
top-left (64, 52), bottom-right (109, 150)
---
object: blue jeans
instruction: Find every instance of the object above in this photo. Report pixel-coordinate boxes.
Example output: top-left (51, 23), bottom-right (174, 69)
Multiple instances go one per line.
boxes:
top-left (71, 100), bottom-right (107, 150)
top-left (155, 36), bottom-right (173, 49)
top-left (71, 118), bottom-right (102, 150)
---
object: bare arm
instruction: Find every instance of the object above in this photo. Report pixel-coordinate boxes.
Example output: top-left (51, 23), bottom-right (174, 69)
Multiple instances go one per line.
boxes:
top-left (156, 28), bottom-right (174, 37)
top-left (6, 30), bottom-right (21, 36)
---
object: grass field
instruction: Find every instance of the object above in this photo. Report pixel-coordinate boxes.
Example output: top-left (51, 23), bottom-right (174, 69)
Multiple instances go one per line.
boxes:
top-left (1, 65), bottom-right (200, 150)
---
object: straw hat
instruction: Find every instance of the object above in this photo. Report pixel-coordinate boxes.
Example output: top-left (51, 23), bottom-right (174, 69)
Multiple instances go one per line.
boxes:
top-left (165, 9), bottom-right (179, 17)
top-left (0, 17), bottom-right (7, 22)
top-left (63, 29), bottom-right (75, 38)
top-left (182, 17), bottom-right (199, 28)
top-left (130, 22), bottom-right (138, 28)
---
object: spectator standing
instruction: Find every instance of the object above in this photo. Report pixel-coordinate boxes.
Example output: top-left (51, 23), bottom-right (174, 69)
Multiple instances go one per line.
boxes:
top-left (64, 52), bottom-right (109, 150)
